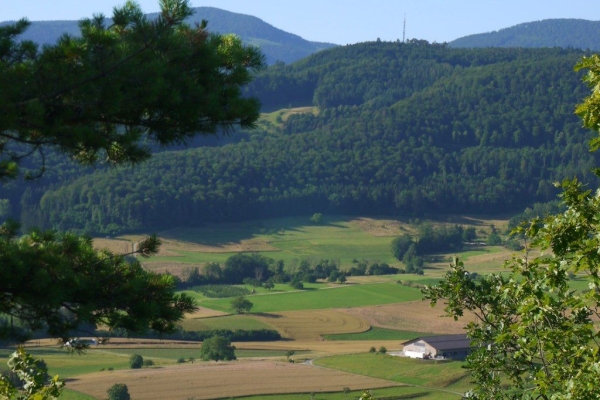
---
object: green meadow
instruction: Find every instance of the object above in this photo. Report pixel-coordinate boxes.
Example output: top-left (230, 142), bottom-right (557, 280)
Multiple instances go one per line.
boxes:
top-left (324, 327), bottom-right (433, 341)
top-left (315, 353), bottom-right (470, 394)
top-left (0, 346), bottom-right (305, 378)
top-left (143, 216), bottom-right (401, 268)
top-left (189, 282), bottom-right (422, 313)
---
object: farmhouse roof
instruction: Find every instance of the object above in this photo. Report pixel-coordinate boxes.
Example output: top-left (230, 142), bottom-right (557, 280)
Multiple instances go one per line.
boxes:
top-left (405, 334), bottom-right (471, 350)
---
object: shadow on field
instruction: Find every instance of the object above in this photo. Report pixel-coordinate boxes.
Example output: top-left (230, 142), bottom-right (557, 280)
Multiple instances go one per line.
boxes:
top-left (157, 215), bottom-right (354, 247)
top-left (252, 313), bottom-right (282, 319)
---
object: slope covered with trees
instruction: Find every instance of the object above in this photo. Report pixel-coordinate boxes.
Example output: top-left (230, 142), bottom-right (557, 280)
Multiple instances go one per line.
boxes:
top-left (0, 7), bottom-right (336, 65)
top-left (8, 41), bottom-right (600, 234)
top-left (450, 19), bottom-right (600, 50)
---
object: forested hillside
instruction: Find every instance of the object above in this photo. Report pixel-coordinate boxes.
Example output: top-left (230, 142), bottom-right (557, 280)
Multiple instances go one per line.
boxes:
top-left (0, 7), bottom-right (335, 65)
top-left (450, 19), bottom-right (600, 50)
top-left (9, 41), bottom-right (600, 234)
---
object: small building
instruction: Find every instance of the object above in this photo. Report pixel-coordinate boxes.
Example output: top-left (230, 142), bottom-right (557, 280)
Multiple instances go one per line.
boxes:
top-left (402, 334), bottom-right (471, 360)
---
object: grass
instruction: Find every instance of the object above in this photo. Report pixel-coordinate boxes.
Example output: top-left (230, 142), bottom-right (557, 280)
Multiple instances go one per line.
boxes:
top-left (143, 216), bottom-right (401, 269)
top-left (0, 346), bottom-right (309, 382)
top-left (59, 389), bottom-right (98, 400)
top-left (192, 283), bottom-right (422, 313)
top-left (0, 347), bottom-right (131, 377)
top-left (324, 327), bottom-right (432, 341)
top-left (315, 353), bottom-right (470, 393)
top-left (138, 215), bottom-right (512, 280)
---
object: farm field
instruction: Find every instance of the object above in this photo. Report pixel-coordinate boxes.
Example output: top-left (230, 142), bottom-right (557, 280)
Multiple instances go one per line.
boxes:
top-left (344, 300), bottom-right (476, 334)
top-left (252, 309), bottom-right (369, 340)
top-left (95, 215), bottom-right (512, 276)
top-left (323, 327), bottom-right (432, 341)
top-left (189, 282), bottom-right (423, 313)
top-left (66, 360), bottom-right (402, 400)
top-left (315, 353), bottom-right (470, 395)
top-left (13, 214), bottom-right (516, 399)
top-left (178, 314), bottom-right (273, 331)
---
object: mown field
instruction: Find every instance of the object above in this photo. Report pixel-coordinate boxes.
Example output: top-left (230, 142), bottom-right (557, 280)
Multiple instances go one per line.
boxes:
top-left (188, 282), bottom-right (422, 313)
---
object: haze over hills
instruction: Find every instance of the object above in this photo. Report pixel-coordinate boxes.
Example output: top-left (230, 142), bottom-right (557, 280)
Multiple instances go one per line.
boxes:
top-left (0, 6), bottom-right (335, 65)
top-left (450, 18), bottom-right (600, 50)
top-left (8, 41), bottom-right (599, 235)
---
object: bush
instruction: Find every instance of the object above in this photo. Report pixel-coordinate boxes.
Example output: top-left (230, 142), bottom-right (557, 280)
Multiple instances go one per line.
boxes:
top-left (107, 383), bottom-right (130, 400)
top-left (310, 213), bottom-right (323, 225)
top-left (379, 346), bottom-right (387, 354)
top-left (486, 232), bottom-right (502, 245)
top-left (231, 296), bottom-right (253, 314)
top-left (129, 354), bottom-right (143, 369)
top-left (369, 346), bottom-right (376, 353)
top-left (200, 335), bottom-right (236, 362)
top-left (143, 359), bottom-right (154, 367)
top-left (290, 279), bottom-right (304, 290)
top-left (391, 234), bottom-right (414, 261)
top-left (505, 239), bottom-right (524, 251)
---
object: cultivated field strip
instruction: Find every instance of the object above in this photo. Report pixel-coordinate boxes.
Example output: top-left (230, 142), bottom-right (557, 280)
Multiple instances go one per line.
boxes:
top-left (254, 310), bottom-right (370, 340)
top-left (345, 301), bottom-right (475, 334)
top-left (67, 360), bottom-right (401, 399)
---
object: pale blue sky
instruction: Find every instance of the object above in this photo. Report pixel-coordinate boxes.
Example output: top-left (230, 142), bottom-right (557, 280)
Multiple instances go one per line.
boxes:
top-left (3, 0), bottom-right (600, 44)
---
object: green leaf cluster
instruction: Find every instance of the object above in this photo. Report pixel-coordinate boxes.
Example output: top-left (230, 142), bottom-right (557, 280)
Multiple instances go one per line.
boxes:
top-left (422, 54), bottom-right (600, 399)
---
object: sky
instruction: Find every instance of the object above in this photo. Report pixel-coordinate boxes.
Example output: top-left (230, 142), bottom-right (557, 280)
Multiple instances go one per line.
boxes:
top-left (3, 0), bottom-right (600, 45)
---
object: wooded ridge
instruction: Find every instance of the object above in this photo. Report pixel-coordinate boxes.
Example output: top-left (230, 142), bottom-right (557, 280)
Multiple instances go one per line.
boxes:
top-left (7, 41), bottom-right (599, 234)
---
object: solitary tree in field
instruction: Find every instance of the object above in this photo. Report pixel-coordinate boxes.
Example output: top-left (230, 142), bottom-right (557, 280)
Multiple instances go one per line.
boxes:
top-left (310, 213), bottom-right (324, 225)
top-left (200, 335), bottom-right (236, 362)
top-left (129, 354), bottom-right (143, 369)
top-left (231, 296), bottom-right (253, 314)
top-left (423, 54), bottom-right (600, 399)
top-left (107, 383), bottom-right (131, 400)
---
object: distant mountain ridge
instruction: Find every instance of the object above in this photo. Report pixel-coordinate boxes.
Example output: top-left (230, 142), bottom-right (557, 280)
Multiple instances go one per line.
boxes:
top-left (450, 19), bottom-right (600, 50)
top-left (0, 6), bottom-right (336, 64)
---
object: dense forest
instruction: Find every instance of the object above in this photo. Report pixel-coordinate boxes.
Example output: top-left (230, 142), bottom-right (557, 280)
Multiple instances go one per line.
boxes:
top-left (6, 41), bottom-right (600, 234)
top-left (450, 19), bottom-right (600, 50)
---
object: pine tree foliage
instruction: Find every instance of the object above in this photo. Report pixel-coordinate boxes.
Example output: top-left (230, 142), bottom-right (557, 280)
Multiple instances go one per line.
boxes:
top-left (0, 0), bottom-right (264, 179)
top-left (0, 0), bottom-right (264, 342)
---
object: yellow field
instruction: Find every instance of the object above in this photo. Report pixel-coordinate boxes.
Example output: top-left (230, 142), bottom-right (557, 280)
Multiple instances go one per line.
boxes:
top-left (67, 360), bottom-right (401, 400)
top-left (92, 238), bottom-right (133, 254)
top-left (253, 310), bottom-right (370, 340)
top-left (344, 301), bottom-right (475, 334)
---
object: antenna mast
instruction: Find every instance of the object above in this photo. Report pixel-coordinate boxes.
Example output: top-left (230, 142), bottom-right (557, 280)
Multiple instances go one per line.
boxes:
top-left (403, 14), bottom-right (406, 42)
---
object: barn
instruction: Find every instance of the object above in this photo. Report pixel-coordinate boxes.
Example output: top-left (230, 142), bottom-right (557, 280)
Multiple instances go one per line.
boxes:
top-left (402, 334), bottom-right (471, 360)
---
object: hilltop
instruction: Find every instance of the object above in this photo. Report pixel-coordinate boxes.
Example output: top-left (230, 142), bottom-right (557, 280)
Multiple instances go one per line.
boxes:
top-left (0, 6), bottom-right (335, 65)
top-left (450, 18), bottom-right (600, 50)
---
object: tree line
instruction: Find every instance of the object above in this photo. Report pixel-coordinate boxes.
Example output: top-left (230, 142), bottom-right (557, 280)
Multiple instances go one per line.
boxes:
top-left (177, 253), bottom-right (399, 290)
top-left (3, 42), bottom-right (599, 234)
